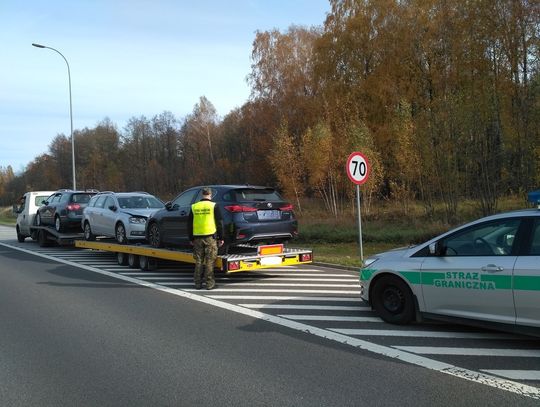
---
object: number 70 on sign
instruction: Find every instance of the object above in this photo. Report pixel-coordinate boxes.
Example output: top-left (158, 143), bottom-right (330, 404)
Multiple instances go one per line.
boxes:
top-left (346, 152), bottom-right (370, 185)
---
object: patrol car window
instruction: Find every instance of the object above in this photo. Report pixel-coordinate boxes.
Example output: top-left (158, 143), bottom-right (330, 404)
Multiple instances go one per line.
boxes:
top-left (60, 194), bottom-right (70, 203)
top-left (441, 219), bottom-right (520, 256)
top-left (172, 190), bottom-right (198, 207)
top-left (529, 219), bottom-right (540, 255)
top-left (72, 193), bottom-right (92, 204)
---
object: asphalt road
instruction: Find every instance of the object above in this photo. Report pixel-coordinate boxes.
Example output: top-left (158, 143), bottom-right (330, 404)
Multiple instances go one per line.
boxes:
top-left (0, 243), bottom-right (538, 406)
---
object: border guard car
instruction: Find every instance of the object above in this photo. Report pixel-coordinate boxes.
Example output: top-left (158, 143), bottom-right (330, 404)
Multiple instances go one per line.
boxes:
top-left (360, 190), bottom-right (540, 336)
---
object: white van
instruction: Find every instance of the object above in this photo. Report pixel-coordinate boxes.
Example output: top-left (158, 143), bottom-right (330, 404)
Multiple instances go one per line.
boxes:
top-left (13, 191), bottom-right (55, 242)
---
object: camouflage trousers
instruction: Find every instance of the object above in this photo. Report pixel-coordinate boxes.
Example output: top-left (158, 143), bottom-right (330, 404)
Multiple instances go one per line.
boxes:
top-left (193, 236), bottom-right (218, 287)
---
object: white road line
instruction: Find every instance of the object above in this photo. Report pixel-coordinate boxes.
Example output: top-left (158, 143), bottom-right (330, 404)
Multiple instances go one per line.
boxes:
top-left (481, 370), bottom-right (540, 381)
top-left (240, 304), bottom-right (369, 311)
top-left (394, 347), bottom-right (540, 357)
top-left (279, 314), bottom-right (381, 322)
top-left (203, 282), bottom-right (359, 287)
top-left (1, 240), bottom-right (539, 400)
top-left (183, 288), bottom-right (361, 294)
top-left (206, 295), bottom-right (361, 302)
top-left (329, 329), bottom-right (519, 339)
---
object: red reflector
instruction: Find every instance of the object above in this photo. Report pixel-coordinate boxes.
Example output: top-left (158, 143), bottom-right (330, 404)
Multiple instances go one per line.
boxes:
top-left (228, 261), bottom-right (240, 271)
top-left (301, 253), bottom-right (312, 262)
top-left (279, 204), bottom-right (293, 211)
top-left (224, 205), bottom-right (258, 212)
top-left (67, 204), bottom-right (81, 211)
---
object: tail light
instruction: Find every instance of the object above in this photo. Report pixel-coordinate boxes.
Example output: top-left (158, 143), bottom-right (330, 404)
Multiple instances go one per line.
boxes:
top-left (279, 204), bottom-right (293, 211)
top-left (66, 203), bottom-right (81, 211)
top-left (224, 205), bottom-right (258, 213)
top-left (300, 253), bottom-right (312, 262)
top-left (228, 261), bottom-right (240, 271)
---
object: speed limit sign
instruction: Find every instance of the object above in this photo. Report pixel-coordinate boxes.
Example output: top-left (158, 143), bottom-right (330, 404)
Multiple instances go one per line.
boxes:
top-left (346, 152), bottom-right (370, 185)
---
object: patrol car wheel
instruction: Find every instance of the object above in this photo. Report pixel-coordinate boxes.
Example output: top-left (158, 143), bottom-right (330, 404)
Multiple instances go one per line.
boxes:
top-left (36, 213), bottom-right (42, 226)
top-left (372, 275), bottom-right (415, 325)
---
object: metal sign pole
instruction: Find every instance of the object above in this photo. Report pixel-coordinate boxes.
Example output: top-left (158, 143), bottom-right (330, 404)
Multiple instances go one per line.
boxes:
top-left (356, 184), bottom-right (363, 264)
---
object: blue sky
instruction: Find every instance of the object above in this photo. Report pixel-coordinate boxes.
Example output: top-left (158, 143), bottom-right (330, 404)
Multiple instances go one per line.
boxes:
top-left (1, 1), bottom-right (330, 173)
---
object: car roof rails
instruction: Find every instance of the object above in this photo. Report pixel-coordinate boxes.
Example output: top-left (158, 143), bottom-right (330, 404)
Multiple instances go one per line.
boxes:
top-left (96, 191), bottom-right (115, 195)
top-left (85, 188), bottom-right (100, 193)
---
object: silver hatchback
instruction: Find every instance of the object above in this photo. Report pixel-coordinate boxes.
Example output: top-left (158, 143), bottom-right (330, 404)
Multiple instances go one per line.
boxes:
top-left (360, 196), bottom-right (540, 336)
top-left (82, 192), bottom-right (164, 243)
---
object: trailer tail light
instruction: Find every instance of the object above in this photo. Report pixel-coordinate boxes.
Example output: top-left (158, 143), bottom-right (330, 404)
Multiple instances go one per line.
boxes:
top-left (300, 253), bottom-right (312, 262)
top-left (228, 260), bottom-right (240, 271)
top-left (67, 203), bottom-right (81, 211)
top-left (279, 204), bottom-right (293, 211)
top-left (224, 205), bottom-right (258, 213)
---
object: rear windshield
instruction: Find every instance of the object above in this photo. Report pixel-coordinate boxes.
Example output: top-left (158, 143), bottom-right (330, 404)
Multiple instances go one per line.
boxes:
top-left (118, 196), bottom-right (164, 209)
top-left (71, 193), bottom-right (94, 204)
top-left (230, 188), bottom-right (283, 202)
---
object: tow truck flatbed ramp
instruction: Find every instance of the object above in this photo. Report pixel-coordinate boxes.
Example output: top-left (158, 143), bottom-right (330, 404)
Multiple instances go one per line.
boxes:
top-left (74, 240), bottom-right (312, 272)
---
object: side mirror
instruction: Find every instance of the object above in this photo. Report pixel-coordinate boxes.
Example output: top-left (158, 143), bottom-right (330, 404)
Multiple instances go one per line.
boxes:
top-left (108, 205), bottom-right (117, 211)
top-left (165, 201), bottom-right (173, 210)
top-left (12, 204), bottom-right (20, 214)
top-left (429, 242), bottom-right (445, 256)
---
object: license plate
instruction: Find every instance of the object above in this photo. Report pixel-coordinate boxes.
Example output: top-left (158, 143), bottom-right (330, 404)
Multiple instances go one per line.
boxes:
top-left (257, 210), bottom-right (281, 220)
top-left (260, 256), bottom-right (282, 266)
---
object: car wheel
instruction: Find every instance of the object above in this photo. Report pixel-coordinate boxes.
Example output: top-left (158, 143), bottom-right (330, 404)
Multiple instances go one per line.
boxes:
top-left (84, 222), bottom-right (96, 241)
top-left (54, 215), bottom-right (63, 232)
top-left (115, 223), bottom-right (127, 244)
top-left (16, 226), bottom-right (25, 243)
top-left (117, 252), bottom-right (128, 266)
top-left (128, 254), bottom-right (140, 268)
top-left (36, 213), bottom-right (42, 226)
top-left (371, 275), bottom-right (415, 325)
top-left (139, 255), bottom-right (157, 271)
top-left (148, 222), bottom-right (163, 248)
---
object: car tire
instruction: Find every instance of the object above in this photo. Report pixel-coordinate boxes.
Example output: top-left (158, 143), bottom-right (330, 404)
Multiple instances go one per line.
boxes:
top-left (371, 275), bottom-right (415, 325)
top-left (84, 222), bottom-right (96, 241)
top-left (16, 226), bottom-right (25, 243)
top-left (117, 252), bottom-right (129, 266)
top-left (148, 222), bottom-right (163, 248)
top-left (115, 223), bottom-right (127, 244)
top-left (128, 254), bottom-right (140, 268)
top-left (54, 215), bottom-right (63, 233)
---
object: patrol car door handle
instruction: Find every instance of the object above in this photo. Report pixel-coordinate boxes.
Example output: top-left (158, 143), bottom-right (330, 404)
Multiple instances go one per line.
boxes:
top-left (481, 264), bottom-right (504, 273)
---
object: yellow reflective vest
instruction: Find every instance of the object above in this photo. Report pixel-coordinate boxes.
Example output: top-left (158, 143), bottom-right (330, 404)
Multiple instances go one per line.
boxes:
top-left (191, 200), bottom-right (217, 236)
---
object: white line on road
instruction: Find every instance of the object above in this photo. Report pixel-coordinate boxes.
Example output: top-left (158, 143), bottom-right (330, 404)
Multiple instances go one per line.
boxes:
top-left (329, 329), bottom-right (519, 339)
top-left (206, 295), bottom-right (362, 302)
top-left (183, 288), bottom-right (361, 294)
top-left (239, 304), bottom-right (369, 311)
top-left (279, 314), bottom-right (382, 322)
top-left (394, 347), bottom-right (540, 357)
top-left (481, 370), bottom-right (540, 381)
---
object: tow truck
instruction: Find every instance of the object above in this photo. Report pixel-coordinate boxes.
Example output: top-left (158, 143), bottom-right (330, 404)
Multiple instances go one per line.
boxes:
top-left (29, 225), bottom-right (313, 273)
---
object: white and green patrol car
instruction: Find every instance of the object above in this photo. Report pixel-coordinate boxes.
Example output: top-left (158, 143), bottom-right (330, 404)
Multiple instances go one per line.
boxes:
top-left (360, 191), bottom-right (540, 336)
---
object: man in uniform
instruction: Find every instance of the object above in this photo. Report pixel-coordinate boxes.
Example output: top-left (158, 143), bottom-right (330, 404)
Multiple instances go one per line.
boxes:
top-left (188, 187), bottom-right (224, 290)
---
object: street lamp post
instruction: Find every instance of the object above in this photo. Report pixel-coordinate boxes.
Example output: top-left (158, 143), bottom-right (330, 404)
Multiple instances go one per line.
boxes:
top-left (32, 43), bottom-right (76, 190)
